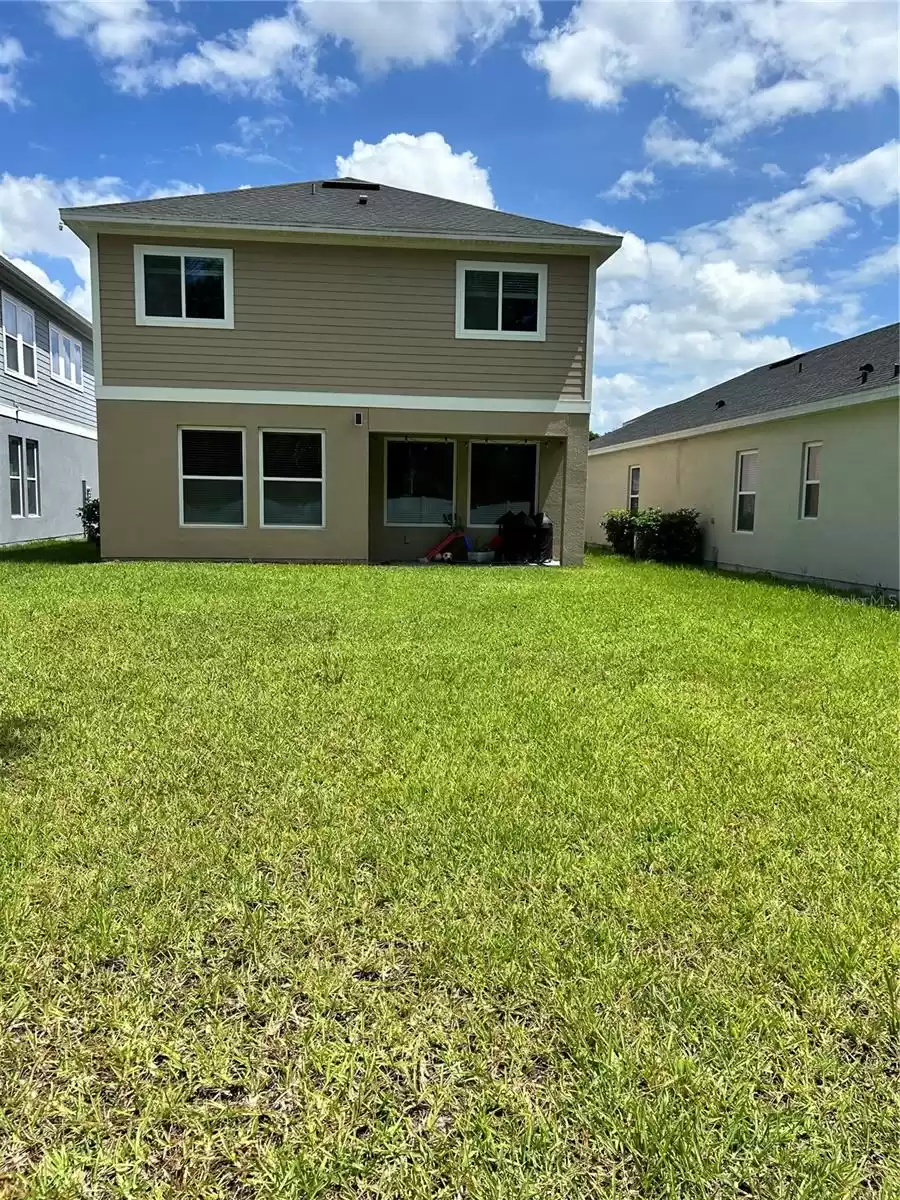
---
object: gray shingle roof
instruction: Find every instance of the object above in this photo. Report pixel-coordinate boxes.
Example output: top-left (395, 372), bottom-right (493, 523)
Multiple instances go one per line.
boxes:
top-left (590, 323), bottom-right (900, 452)
top-left (0, 253), bottom-right (92, 340)
top-left (60, 178), bottom-right (619, 249)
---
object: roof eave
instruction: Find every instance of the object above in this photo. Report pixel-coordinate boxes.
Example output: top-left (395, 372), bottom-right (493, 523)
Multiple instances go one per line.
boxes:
top-left (588, 383), bottom-right (899, 455)
top-left (59, 210), bottom-right (622, 255)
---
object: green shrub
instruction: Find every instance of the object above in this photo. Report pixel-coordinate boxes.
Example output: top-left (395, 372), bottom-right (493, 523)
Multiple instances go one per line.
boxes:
top-left (633, 507), bottom-right (662, 560)
top-left (77, 491), bottom-right (100, 545)
top-left (602, 506), bottom-right (703, 564)
top-left (601, 508), bottom-right (635, 555)
top-left (655, 508), bottom-right (703, 564)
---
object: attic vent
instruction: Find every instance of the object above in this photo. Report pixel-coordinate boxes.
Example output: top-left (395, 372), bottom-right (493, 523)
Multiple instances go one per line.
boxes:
top-left (715, 399), bottom-right (725, 409)
top-left (320, 179), bottom-right (381, 191)
top-left (358, 195), bottom-right (368, 205)
top-left (768, 353), bottom-right (803, 370)
top-left (859, 361), bottom-right (874, 383)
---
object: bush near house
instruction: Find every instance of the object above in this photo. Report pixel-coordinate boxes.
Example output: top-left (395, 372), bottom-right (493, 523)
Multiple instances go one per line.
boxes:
top-left (0, 545), bottom-right (895, 1197)
top-left (602, 506), bottom-right (703, 564)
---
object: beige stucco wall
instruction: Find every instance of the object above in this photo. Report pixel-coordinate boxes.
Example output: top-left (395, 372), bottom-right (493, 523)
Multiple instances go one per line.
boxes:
top-left (98, 401), bottom-right (588, 564)
top-left (586, 398), bottom-right (900, 590)
top-left (98, 234), bottom-right (590, 401)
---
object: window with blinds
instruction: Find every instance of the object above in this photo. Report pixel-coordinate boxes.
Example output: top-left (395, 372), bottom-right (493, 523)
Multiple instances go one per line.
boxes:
top-left (179, 428), bottom-right (244, 526)
top-left (456, 262), bottom-right (547, 340)
top-left (734, 450), bottom-right (759, 532)
top-left (260, 431), bottom-right (324, 527)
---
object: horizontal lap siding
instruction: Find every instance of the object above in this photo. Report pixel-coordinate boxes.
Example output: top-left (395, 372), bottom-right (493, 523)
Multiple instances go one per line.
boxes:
top-left (99, 236), bottom-right (589, 400)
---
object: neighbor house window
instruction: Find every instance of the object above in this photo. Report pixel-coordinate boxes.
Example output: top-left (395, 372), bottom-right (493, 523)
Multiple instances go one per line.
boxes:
top-left (49, 324), bottom-right (83, 390)
top-left (135, 246), bottom-right (234, 328)
top-left (260, 431), bottom-right (324, 527)
top-left (801, 442), bottom-right (821, 519)
top-left (25, 439), bottom-right (40, 516)
top-left (179, 428), bottom-right (244, 526)
top-left (455, 262), bottom-right (547, 341)
top-left (734, 450), bottom-right (758, 533)
top-left (627, 465), bottom-right (640, 513)
top-left (2, 294), bottom-right (37, 382)
top-left (8, 436), bottom-right (22, 517)
top-left (469, 442), bottom-right (538, 526)
top-left (8, 436), bottom-right (38, 518)
top-left (386, 440), bottom-right (455, 526)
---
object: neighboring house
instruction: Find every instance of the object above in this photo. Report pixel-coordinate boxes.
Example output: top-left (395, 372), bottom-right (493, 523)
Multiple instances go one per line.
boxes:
top-left (60, 179), bottom-right (621, 564)
top-left (587, 323), bottom-right (900, 592)
top-left (1, 255), bottom-right (97, 545)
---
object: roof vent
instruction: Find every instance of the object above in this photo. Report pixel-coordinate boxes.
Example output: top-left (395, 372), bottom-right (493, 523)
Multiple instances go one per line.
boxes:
top-left (715, 399), bottom-right (725, 409)
top-left (894, 363), bottom-right (899, 378)
top-left (358, 194), bottom-right (368, 206)
top-left (860, 361), bottom-right (874, 383)
top-left (768, 352), bottom-right (803, 370)
top-left (797, 361), bottom-right (802, 373)
top-left (320, 179), bottom-right (381, 191)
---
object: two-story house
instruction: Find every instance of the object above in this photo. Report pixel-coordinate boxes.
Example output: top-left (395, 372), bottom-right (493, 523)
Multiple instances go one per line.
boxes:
top-left (60, 179), bottom-right (620, 563)
top-left (1, 254), bottom-right (97, 545)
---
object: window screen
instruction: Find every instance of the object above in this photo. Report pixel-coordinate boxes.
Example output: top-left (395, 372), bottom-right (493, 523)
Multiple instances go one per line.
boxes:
top-left (469, 442), bottom-right (537, 525)
top-left (261, 431), bottom-right (324, 527)
top-left (802, 443), bottom-right (820, 519)
top-left (735, 450), bottom-right (758, 532)
top-left (8, 436), bottom-right (22, 518)
top-left (462, 268), bottom-right (541, 334)
top-left (386, 441), bottom-right (454, 526)
top-left (180, 429), bottom-right (244, 525)
top-left (500, 272), bottom-right (539, 333)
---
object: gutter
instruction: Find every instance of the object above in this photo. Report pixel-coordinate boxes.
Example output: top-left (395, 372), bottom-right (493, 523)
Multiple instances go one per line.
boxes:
top-left (588, 383), bottom-right (899, 455)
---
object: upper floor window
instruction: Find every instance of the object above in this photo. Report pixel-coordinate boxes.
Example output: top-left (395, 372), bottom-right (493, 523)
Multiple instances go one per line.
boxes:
top-left (734, 450), bottom-right (758, 533)
top-left (134, 246), bottom-right (234, 329)
top-left (455, 262), bottom-right (547, 341)
top-left (801, 442), bottom-right (821, 519)
top-left (2, 293), bottom-right (37, 382)
top-left (49, 324), bottom-right (83, 390)
top-left (627, 465), bottom-right (640, 513)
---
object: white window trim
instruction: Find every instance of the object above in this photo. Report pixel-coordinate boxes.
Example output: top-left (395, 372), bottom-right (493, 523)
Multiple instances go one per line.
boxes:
top-left (466, 439), bottom-right (540, 529)
top-left (135, 245), bottom-right (235, 330)
top-left (800, 441), bottom-right (821, 520)
top-left (258, 428), bottom-right (326, 529)
top-left (384, 437), bottom-right (457, 529)
top-left (48, 322), bottom-right (84, 392)
top-left (8, 435), bottom-right (23, 519)
top-left (178, 426), bottom-right (246, 528)
top-left (734, 449), bottom-right (758, 534)
top-left (25, 438), bottom-right (40, 517)
top-left (2, 291), bottom-right (38, 385)
top-left (627, 464), bottom-right (640, 512)
top-left (455, 261), bottom-right (547, 342)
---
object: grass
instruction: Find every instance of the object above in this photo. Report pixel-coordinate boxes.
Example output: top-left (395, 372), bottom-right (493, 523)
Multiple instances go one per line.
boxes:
top-left (0, 544), bottom-right (896, 1199)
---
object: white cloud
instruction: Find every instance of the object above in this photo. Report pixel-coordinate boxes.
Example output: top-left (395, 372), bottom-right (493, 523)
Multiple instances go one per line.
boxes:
top-left (805, 140), bottom-right (900, 208)
top-left (844, 243), bottom-right (900, 287)
top-left (298, 0), bottom-right (539, 71)
top-left (44, 0), bottom-right (187, 60)
top-left (115, 7), bottom-right (352, 101)
top-left (761, 162), bottom-right (786, 179)
top-left (215, 114), bottom-right (292, 165)
top-left (0, 175), bottom-right (204, 318)
top-left (335, 132), bottom-right (495, 206)
top-left (528, 0), bottom-right (899, 141)
top-left (821, 295), bottom-right (868, 338)
top-left (591, 366), bottom-right (739, 433)
top-left (0, 35), bottom-right (25, 107)
top-left (602, 167), bottom-right (656, 202)
top-left (643, 117), bottom-right (730, 169)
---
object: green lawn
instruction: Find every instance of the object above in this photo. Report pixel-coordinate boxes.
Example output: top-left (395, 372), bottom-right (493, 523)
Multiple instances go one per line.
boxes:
top-left (0, 545), bottom-right (896, 1199)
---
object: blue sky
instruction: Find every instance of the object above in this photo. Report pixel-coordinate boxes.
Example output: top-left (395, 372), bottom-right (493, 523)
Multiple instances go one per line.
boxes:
top-left (1, 0), bottom-right (897, 430)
